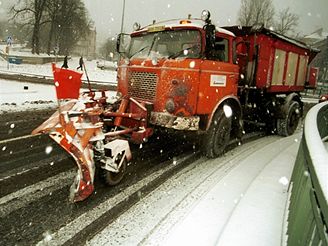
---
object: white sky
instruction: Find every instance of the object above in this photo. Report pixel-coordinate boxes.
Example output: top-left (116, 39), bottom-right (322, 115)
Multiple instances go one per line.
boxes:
top-left (0, 0), bottom-right (327, 43)
top-left (83, 0), bottom-right (328, 42)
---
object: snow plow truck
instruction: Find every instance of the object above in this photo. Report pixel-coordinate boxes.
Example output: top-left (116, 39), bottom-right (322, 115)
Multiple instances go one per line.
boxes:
top-left (32, 10), bottom-right (319, 202)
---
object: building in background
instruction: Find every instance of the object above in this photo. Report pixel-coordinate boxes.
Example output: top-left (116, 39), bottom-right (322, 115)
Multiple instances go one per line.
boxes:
top-left (72, 25), bottom-right (97, 60)
top-left (302, 28), bottom-right (328, 94)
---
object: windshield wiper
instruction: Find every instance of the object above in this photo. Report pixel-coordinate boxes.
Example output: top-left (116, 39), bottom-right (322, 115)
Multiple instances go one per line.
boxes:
top-left (129, 45), bottom-right (150, 59)
top-left (168, 44), bottom-right (199, 59)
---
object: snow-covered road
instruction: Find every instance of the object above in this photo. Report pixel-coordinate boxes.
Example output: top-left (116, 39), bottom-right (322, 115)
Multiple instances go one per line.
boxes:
top-left (0, 77), bottom-right (309, 245)
top-left (85, 134), bottom-right (299, 246)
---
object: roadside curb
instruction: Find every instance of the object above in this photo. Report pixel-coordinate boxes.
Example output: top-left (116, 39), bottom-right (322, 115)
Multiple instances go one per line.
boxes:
top-left (0, 72), bottom-right (117, 90)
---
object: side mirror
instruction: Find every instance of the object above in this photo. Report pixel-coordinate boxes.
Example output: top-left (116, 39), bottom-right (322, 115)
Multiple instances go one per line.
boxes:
top-left (116, 33), bottom-right (131, 55)
top-left (204, 23), bottom-right (216, 58)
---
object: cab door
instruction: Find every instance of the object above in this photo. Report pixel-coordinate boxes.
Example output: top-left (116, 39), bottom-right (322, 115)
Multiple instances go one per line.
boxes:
top-left (197, 35), bottom-right (239, 115)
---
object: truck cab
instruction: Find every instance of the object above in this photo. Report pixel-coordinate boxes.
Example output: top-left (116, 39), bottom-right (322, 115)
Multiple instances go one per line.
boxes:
top-left (116, 11), bottom-right (242, 157)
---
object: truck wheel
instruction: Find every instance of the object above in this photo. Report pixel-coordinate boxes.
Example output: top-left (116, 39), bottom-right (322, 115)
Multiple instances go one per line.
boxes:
top-left (277, 101), bottom-right (300, 136)
top-left (103, 154), bottom-right (127, 185)
top-left (204, 110), bottom-right (231, 158)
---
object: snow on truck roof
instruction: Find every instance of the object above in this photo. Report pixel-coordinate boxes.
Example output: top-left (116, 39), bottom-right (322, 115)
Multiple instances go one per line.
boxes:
top-left (132, 19), bottom-right (235, 37)
top-left (224, 25), bottom-right (320, 53)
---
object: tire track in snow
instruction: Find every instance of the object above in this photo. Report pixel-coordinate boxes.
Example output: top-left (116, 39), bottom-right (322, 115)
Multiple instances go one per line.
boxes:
top-left (88, 136), bottom-right (279, 246)
top-left (0, 169), bottom-right (75, 217)
top-left (35, 153), bottom-right (197, 246)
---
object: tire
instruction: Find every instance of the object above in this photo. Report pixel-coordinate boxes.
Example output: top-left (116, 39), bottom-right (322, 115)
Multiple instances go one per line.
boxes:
top-left (102, 154), bottom-right (127, 186)
top-left (277, 101), bottom-right (300, 136)
top-left (203, 109), bottom-right (232, 158)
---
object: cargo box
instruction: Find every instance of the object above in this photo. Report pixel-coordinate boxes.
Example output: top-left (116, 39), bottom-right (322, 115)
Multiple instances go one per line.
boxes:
top-left (225, 26), bottom-right (320, 93)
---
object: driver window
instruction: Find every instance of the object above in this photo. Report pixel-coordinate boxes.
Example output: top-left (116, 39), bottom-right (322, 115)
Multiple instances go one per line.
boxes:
top-left (211, 37), bottom-right (229, 62)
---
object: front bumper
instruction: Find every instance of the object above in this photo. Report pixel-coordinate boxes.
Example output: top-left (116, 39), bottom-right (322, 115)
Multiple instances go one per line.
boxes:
top-left (150, 112), bottom-right (199, 131)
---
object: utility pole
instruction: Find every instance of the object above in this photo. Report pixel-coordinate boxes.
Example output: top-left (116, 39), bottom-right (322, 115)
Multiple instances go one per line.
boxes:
top-left (120, 0), bottom-right (126, 34)
top-left (118, 0), bottom-right (126, 61)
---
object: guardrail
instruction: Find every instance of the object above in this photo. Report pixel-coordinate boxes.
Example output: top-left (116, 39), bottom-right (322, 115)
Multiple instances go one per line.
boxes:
top-left (286, 102), bottom-right (328, 245)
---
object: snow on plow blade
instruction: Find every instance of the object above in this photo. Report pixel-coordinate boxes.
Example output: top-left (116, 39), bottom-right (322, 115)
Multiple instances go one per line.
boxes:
top-left (33, 103), bottom-right (104, 202)
top-left (31, 65), bottom-right (102, 202)
top-left (32, 65), bottom-right (150, 202)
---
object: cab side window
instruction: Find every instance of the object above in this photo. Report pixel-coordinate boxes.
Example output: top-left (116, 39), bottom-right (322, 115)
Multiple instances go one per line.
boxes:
top-left (210, 37), bottom-right (229, 62)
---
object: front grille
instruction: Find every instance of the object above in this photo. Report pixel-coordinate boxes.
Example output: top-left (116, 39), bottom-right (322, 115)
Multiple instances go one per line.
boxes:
top-left (128, 71), bottom-right (158, 101)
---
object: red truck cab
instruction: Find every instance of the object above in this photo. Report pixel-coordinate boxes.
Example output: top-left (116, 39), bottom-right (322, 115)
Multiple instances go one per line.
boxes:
top-left (117, 13), bottom-right (242, 142)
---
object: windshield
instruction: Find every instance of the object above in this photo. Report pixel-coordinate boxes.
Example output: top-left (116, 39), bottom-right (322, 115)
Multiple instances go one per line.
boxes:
top-left (128, 30), bottom-right (201, 59)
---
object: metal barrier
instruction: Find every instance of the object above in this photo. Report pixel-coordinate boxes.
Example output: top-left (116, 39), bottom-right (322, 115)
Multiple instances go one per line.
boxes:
top-left (287, 102), bottom-right (328, 245)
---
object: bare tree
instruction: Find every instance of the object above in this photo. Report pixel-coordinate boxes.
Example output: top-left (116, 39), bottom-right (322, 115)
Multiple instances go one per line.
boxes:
top-left (56, 0), bottom-right (90, 55)
top-left (10, 0), bottom-right (90, 55)
top-left (238, 0), bottom-right (275, 27)
top-left (11, 0), bottom-right (47, 54)
top-left (274, 8), bottom-right (299, 35)
top-left (100, 37), bottom-right (117, 60)
top-left (44, 0), bottom-right (61, 55)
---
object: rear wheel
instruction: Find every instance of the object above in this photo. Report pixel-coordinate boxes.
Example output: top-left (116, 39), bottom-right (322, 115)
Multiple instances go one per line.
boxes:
top-left (277, 101), bottom-right (300, 136)
top-left (102, 153), bottom-right (127, 186)
top-left (203, 109), bottom-right (231, 158)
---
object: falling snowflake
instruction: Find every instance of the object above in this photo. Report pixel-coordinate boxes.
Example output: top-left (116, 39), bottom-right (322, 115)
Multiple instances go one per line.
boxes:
top-left (45, 146), bottom-right (53, 154)
top-left (55, 81), bottom-right (59, 87)
top-left (172, 157), bottom-right (177, 165)
top-left (223, 105), bottom-right (232, 118)
top-left (279, 176), bottom-right (289, 186)
top-left (139, 143), bottom-right (143, 149)
top-left (167, 4), bottom-right (171, 8)
top-left (183, 49), bottom-right (188, 55)
top-left (189, 61), bottom-right (195, 68)
top-left (42, 231), bottom-right (53, 242)
top-left (50, 162), bottom-right (54, 166)
top-left (10, 123), bottom-right (15, 129)
top-left (2, 146), bottom-right (6, 151)
top-left (151, 57), bottom-right (157, 65)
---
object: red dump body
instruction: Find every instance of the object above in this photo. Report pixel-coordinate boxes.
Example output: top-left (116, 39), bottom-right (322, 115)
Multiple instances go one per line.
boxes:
top-left (225, 26), bottom-right (319, 93)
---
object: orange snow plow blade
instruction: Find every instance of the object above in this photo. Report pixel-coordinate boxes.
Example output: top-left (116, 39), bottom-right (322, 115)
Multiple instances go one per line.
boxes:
top-left (32, 64), bottom-right (147, 202)
top-left (32, 65), bottom-right (102, 202)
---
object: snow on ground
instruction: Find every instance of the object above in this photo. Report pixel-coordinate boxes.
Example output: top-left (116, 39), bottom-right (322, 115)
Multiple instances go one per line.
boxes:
top-left (0, 79), bottom-right (57, 104)
top-left (88, 135), bottom-right (300, 246)
top-left (0, 55), bottom-right (117, 83)
top-left (0, 79), bottom-right (57, 113)
top-left (0, 54), bottom-right (117, 114)
top-left (0, 79), bottom-right (118, 114)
